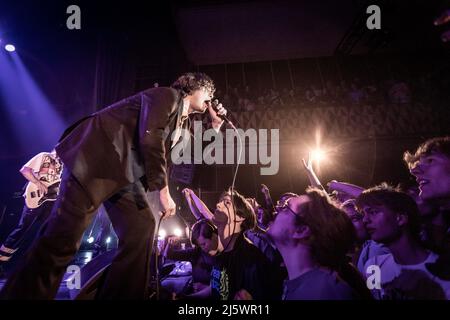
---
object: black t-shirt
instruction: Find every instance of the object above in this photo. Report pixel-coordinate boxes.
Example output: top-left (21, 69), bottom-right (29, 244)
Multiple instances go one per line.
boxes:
top-left (210, 233), bottom-right (282, 300)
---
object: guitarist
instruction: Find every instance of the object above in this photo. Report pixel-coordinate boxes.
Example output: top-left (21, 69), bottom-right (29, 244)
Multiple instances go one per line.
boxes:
top-left (0, 150), bottom-right (62, 274)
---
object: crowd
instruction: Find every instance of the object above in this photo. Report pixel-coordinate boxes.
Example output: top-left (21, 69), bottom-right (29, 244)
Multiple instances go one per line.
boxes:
top-left (161, 136), bottom-right (450, 300)
top-left (212, 69), bottom-right (448, 112)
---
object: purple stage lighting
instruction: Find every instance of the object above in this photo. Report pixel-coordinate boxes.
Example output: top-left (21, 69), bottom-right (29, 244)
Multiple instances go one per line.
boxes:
top-left (5, 44), bottom-right (15, 52)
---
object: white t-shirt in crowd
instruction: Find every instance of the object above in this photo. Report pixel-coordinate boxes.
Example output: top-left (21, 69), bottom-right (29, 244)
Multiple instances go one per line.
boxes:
top-left (357, 240), bottom-right (390, 274)
top-left (364, 252), bottom-right (450, 300)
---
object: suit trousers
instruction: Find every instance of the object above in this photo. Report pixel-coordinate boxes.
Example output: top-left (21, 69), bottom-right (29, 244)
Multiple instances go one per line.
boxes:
top-left (0, 168), bottom-right (156, 299)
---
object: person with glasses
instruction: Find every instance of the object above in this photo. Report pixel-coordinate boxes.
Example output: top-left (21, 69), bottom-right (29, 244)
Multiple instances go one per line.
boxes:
top-left (267, 188), bottom-right (364, 300)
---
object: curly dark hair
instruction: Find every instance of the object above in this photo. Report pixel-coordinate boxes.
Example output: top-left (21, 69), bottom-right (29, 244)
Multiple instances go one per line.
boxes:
top-left (404, 136), bottom-right (450, 169)
top-left (171, 72), bottom-right (216, 98)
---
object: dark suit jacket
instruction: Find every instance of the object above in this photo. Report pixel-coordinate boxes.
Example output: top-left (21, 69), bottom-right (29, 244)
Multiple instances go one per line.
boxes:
top-left (55, 87), bottom-right (184, 206)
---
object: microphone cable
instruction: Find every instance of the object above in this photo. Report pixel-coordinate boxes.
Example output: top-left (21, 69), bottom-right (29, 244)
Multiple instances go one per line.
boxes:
top-left (154, 210), bottom-right (167, 300)
top-left (219, 120), bottom-right (243, 255)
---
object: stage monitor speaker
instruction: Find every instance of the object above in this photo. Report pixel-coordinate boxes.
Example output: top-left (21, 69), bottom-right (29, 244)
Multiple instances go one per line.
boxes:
top-left (68, 249), bottom-right (116, 300)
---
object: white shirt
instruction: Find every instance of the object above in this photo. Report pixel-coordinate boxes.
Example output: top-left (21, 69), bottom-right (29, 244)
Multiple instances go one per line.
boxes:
top-left (364, 252), bottom-right (450, 300)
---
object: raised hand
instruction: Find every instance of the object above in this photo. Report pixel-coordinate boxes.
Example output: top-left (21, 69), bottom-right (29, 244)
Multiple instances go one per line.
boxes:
top-left (327, 180), bottom-right (364, 198)
top-left (182, 187), bottom-right (194, 197)
top-left (434, 9), bottom-right (450, 42)
top-left (260, 183), bottom-right (270, 195)
top-left (302, 152), bottom-right (314, 172)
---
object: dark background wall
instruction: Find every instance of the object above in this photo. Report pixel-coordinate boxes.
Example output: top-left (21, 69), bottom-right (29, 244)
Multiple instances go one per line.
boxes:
top-left (0, 0), bottom-right (449, 232)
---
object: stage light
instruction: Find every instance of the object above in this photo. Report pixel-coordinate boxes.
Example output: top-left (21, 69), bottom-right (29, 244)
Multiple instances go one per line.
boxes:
top-left (311, 148), bottom-right (325, 163)
top-left (105, 236), bottom-right (111, 244)
top-left (5, 44), bottom-right (15, 52)
top-left (84, 251), bottom-right (93, 264)
top-left (87, 236), bottom-right (94, 244)
top-left (158, 229), bottom-right (167, 239)
top-left (173, 227), bottom-right (183, 237)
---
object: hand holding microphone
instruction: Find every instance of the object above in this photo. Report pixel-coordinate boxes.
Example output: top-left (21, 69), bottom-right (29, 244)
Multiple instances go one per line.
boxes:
top-left (209, 99), bottom-right (232, 125)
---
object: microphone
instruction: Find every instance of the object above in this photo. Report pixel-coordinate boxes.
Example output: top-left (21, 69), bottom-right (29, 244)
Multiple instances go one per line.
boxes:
top-left (211, 99), bottom-right (232, 125)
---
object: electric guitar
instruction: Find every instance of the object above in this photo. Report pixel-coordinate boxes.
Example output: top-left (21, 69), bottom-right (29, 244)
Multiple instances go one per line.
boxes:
top-left (23, 180), bottom-right (61, 209)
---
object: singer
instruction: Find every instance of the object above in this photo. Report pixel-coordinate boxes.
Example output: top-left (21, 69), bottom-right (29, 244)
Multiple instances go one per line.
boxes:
top-left (0, 72), bottom-right (228, 300)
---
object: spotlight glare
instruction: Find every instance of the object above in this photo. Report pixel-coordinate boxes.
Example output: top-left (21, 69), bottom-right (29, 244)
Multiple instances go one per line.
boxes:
top-left (5, 44), bottom-right (15, 52)
top-left (173, 228), bottom-right (182, 237)
top-left (87, 236), bottom-right (94, 244)
top-left (106, 236), bottom-right (111, 244)
top-left (311, 149), bottom-right (325, 163)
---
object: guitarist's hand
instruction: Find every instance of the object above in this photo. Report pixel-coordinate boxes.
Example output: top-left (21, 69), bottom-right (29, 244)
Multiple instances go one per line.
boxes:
top-left (35, 181), bottom-right (48, 195)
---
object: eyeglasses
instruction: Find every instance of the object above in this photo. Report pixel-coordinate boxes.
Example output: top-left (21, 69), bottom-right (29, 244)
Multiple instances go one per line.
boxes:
top-left (275, 197), bottom-right (299, 217)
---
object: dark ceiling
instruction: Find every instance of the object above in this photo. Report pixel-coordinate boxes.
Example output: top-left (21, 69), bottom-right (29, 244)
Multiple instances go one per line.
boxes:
top-left (1, 0), bottom-right (448, 66)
